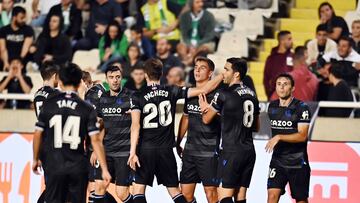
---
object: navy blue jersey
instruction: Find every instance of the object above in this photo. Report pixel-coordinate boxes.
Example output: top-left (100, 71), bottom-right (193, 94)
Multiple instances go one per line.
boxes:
top-left (268, 98), bottom-right (311, 168)
top-left (34, 86), bottom-right (60, 118)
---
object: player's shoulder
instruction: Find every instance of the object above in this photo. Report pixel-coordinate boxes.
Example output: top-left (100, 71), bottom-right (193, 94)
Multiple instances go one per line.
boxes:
top-left (292, 98), bottom-right (308, 108)
top-left (269, 99), bottom-right (280, 108)
top-left (86, 84), bottom-right (105, 98)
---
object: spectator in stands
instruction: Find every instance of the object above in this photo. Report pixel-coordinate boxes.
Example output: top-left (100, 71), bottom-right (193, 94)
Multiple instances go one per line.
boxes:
top-left (316, 62), bottom-right (332, 101)
top-left (263, 30), bottom-right (293, 100)
top-left (0, 57), bottom-right (33, 109)
top-left (45, 0), bottom-right (83, 44)
top-left (99, 21), bottom-right (127, 72)
top-left (34, 14), bottom-right (72, 67)
top-left (156, 38), bottom-right (183, 84)
top-left (31, 0), bottom-right (60, 27)
top-left (319, 2), bottom-right (349, 42)
top-left (0, 0), bottom-right (14, 28)
top-left (319, 36), bottom-right (360, 87)
top-left (129, 25), bottom-right (154, 59)
top-left (122, 42), bottom-right (144, 79)
top-left (0, 6), bottom-right (34, 71)
top-left (351, 20), bottom-right (360, 54)
top-left (177, 0), bottom-right (216, 66)
top-left (124, 64), bottom-right (147, 91)
top-left (307, 23), bottom-right (337, 66)
top-left (166, 66), bottom-right (185, 86)
top-left (75, 0), bottom-right (123, 51)
top-left (319, 62), bottom-right (354, 117)
top-left (138, 0), bottom-right (182, 50)
top-left (273, 46), bottom-right (318, 101)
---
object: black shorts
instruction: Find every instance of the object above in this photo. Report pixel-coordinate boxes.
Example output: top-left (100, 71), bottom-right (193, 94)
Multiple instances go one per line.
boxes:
top-left (267, 161), bottom-right (311, 201)
top-left (217, 150), bottom-right (256, 188)
top-left (44, 171), bottom-right (88, 203)
top-left (94, 156), bottom-right (132, 186)
top-left (87, 153), bottom-right (95, 182)
top-left (180, 154), bottom-right (218, 186)
top-left (134, 148), bottom-right (179, 187)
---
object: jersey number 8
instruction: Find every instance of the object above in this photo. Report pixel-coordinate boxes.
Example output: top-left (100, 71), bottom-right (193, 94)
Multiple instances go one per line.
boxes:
top-left (243, 100), bottom-right (254, 128)
top-left (50, 115), bottom-right (81, 150)
top-left (143, 100), bottom-right (172, 129)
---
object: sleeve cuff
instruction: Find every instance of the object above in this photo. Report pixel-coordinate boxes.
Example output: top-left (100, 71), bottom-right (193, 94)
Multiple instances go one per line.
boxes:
top-left (89, 130), bottom-right (100, 136)
top-left (35, 126), bottom-right (44, 132)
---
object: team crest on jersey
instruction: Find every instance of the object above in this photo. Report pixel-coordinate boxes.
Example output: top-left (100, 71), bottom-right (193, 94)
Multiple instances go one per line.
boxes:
top-left (97, 90), bottom-right (103, 98)
top-left (302, 111), bottom-right (309, 120)
top-left (116, 98), bottom-right (123, 105)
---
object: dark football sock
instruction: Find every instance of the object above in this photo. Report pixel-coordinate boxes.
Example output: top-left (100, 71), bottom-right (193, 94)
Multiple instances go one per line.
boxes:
top-left (235, 200), bottom-right (246, 203)
top-left (189, 198), bottom-right (197, 203)
top-left (88, 190), bottom-right (95, 203)
top-left (123, 194), bottom-right (134, 203)
top-left (172, 193), bottom-right (187, 203)
top-left (93, 194), bottom-right (105, 203)
top-left (220, 197), bottom-right (234, 203)
top-left (133, 194), bottom-right (147, 203)
top-left (37, 190), bottom-right (46, 203)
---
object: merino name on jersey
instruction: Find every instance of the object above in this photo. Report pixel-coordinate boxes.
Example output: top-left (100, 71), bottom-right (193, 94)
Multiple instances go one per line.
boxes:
top-left (144, 89), bottom-right (169, 101)
top-left (236, 88), bottom-right (255, 97)
top-left (57, 100), bottom-right (78, 109)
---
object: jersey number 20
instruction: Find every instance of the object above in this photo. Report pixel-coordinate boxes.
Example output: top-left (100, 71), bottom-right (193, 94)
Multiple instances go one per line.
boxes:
top-left (143, 101), bottom-right (172, 129)
top-left (50, 115), bottom-right (81, 150)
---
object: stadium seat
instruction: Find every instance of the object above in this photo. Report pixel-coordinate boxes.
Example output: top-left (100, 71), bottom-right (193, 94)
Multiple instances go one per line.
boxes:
top-left (296, 0), bottom-right (356, 11)
top-left (216, 31), bottom-right (249, 57)
top-left (290, 8), bottom-right (347, 19)
top-left (72, 49), bottom-right (101, 72)
top-left (248, 62), bottom-right (265, 74)
top-left (280, 18), bottom-right (319, 33)
top-left (345, 11), bottom-right (360, 33)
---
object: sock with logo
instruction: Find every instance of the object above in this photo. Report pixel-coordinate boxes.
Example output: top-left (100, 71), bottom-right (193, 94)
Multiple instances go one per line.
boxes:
top-left (172, 193), bottom-right (187, 203)
top-left (123, 194), bottom-right (134, 203)
top-left (133, 194), bottom-right (147, 203)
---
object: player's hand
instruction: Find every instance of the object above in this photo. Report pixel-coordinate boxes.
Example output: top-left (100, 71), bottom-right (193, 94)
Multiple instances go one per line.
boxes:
top-left (176, 144), bottom-right (183, 158)
top-left (101, 169), bottom-right (112, 185)
top-left (265, 135), bottom-right (281, 153)
top-left (127, 153), bottom-right (140, 171)
top-left (198, 94), bottom-right (209, 114)
top-left (32, 159), bottom-right (42, 175)
top-left (90, 152), bottom-right (97, 166)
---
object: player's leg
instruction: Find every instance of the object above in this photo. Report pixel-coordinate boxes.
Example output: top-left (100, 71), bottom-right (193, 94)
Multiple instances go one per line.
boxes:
top-left (43, 173), bottom-right (67, 203)
top-left (180, 183), bottom-right (197, 202)
top-left (267, 163), bottom-right (288, 203)
top-left (197, 156), bottom-right (219, 203)
top-left (234, 187), bottom-right (247, 203)
top-left (87, 155), bottom-right (96, 203)
top-left (180, 154), bottom-right (200, 202)
top-left (203, 186), bottom-right (218, 203)
top-left (132, 183), bottom-right (147, 203)
top-left (235, 151), bottom-right (256, 203)
top-left (288, 164), bottom-right (311, 203)
top-left (67, 171), bottom-right (88, 203)
top-left (114, 157), bottom-right (133, 203)
top-left (217, 187), bottom-right (235, 203)
top-left (93, 157), bottom-right (113, 203)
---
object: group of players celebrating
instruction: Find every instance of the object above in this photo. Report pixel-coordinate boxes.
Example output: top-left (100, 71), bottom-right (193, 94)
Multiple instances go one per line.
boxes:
top-left (31, 56), bottom-right (311, 203)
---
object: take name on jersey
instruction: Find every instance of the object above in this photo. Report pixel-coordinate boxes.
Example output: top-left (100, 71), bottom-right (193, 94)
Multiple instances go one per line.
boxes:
top-left (57, 100), bottom-right (78, 110)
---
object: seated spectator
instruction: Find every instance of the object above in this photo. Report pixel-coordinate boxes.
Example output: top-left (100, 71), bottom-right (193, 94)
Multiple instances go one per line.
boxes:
top-left (0, 58), bottom-right (33, 109)
top-left (45, 0), bottom-right (83, 43)
top-left (138, 0), bottom-right (182, 50)
top-left (263, 30), bottom-right (293, 100)
top-left (0, 6), bottom-right (34, 71)
top-left (156, 38), bottom-right (183, 83)
top-left (319, 36), bottom-right (360, 87)
top-left (307, 24), bottom-right (337, 66)
top-left (316, 62), bottom-right (332, 101)
top-left (75, 0), bottom-right (123, 51)
top-left (124, 65), bottom-right (146, 91)
top-left (166, 66), bottom-right (185, 86)
top-left (271, 46), bottom-right (318, 101)
top-left (31, 0), bottom-right (60, 27)
top-left (122, 42), bottom-right (144, 78)
top-left (351, 20), bottom-right (360, 54)
top-left (34, 14), bottom-right (72, 67)
top-left (319, 2), bottom-right (349, 42)
top-left (319, 62), bottom-right (354, 117)
top-left (0, 0), bottom-right (14, 28)
top-left (177, 0), bottom-right (216, 65)
top-left (99, 21), bottom-right (127, 72)
top-left (129, 25), bottom-right (154, 59)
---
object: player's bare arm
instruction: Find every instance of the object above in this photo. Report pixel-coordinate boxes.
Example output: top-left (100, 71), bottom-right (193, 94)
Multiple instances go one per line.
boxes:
top-left (198, 94), bottom-right (217, 124)
top-left (32, 129), bottom-right (43, 175)
top-left (176, 114), bottom-right (189, 158)
top-left (265, 124), bottom-right (309, 153)
top-left (128, 110), bottom-right (141, 170)
top-left (188, 74), bottom-right (224, 98)
top-left (90, 132), bottom-right (112, 184)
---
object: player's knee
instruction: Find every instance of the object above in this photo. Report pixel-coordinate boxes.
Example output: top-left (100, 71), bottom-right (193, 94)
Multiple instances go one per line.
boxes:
top-left (204, 188), bottom-right (217, 202)
top-left (115, 186), bottom-right (130, 200)
top-left (181, 191), bottom-right (194, 202)
top-left (267, 191), bottom-right (280, 203)
top-left (95, 180), bottom-right (108, 195)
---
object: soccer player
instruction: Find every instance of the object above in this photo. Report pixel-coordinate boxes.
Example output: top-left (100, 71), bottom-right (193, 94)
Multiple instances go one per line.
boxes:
top-left (176, 56), bottom-right (220, 203)
top-left (128, 58), bottom-right (223, 203)
top-left (33, 62), bottom-right (60, 118)
top-left (32, 63), bottom-right (111, 203)
top-left (265, 73), bottom-right (311, 203)
top-left (199, 58), bottom-right (260, 203)
top-left (91, 65), bottom-right (134, 203)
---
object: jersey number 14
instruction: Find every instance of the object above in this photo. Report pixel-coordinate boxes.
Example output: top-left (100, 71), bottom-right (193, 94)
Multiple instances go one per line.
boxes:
top-left (50, 115), bottom-right (81, 150)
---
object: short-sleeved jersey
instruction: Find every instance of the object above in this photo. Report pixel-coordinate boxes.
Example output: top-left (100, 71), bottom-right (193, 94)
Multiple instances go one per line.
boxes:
top-left (131, 84), bottom-right (188, 149)
top-left (85, 84), bottom-right (105, 110)
top-left (267, 98), bottom-right (311, 168)
top-left (35, 91), bottom-right (99, 174)
top-left (34, 86), bottom-right (60, 118)
top-left (211, 83), bottom-right (259, 152)
top-left (97, 88), bottom-right (133, 157)
top-left (183, 90), bottom-right (221, 157)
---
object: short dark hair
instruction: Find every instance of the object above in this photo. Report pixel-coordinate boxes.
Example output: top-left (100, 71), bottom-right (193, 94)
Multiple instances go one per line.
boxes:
top-left (59, 63), bottom-right (83, 87)
top-left (316, 23), bottom-right (327, 33)
top-left (105, 65), bottom-right (122, 76)
top-left (130, 25), bottom-right (143, 35)
top-left (276, 73), bottom-right (295, 87)
top-left (329, 62), bottom-right (343, 79)
top-left (131, 63), bottom-right (144, 73)
top-left (144, 58), bottom-right (163, 81)
top-left (82, 71), bottom-right (92, 84)
top-left (226, 57), bottom-right (247, 80)
top-left (294, 46), bottom-right (307, 60)
top-left (40, 61), bottom-right (59, 80)
top-left (195, 56), bottom-right (215, 71)
top-left (318, 2), bottom-right (335, 19)
top-left (12, 6), bottom-right (26, 18)
top-left (277, 30), bottom-right (291, 41)
top-left (9, 56), bottom-right (23, 64)
top-left (338, 36), bottom-right (353, 46)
